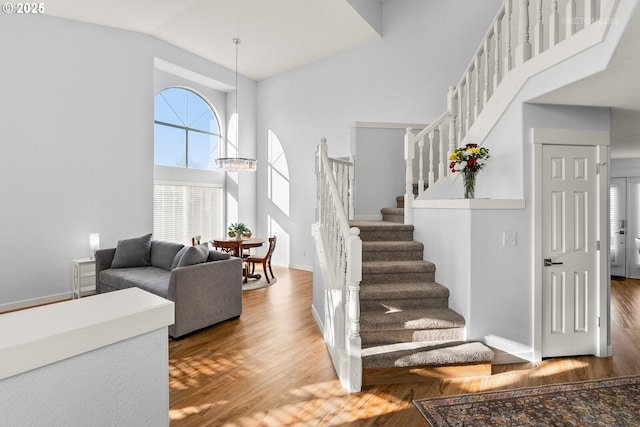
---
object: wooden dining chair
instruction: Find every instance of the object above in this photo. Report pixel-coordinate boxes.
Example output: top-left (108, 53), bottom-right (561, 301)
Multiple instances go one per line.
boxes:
top-left (245, 236), bottom-right (277, 283)
top-left (191, 235), bottom-right (201, 246)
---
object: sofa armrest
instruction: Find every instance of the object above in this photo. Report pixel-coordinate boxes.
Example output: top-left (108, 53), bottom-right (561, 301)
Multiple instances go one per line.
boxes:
top-left (167, 257), bottom-right (243, 338)
top-left (95, 248), bottom-right (117, 293)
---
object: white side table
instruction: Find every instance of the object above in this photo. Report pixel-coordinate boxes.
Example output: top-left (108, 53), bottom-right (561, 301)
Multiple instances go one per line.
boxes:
top-left (72, 258), bottom-right (96, 299)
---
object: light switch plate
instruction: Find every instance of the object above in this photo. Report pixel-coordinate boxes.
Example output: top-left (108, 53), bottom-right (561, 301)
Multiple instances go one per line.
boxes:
top-left (503, 231), bottom-right (517, 247)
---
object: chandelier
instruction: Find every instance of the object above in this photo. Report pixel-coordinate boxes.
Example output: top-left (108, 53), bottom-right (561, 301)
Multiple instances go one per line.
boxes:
top-left (216, 38), bottom-right (257, 173)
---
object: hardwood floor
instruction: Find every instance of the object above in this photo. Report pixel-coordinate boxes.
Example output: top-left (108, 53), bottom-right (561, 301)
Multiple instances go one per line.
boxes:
top-left (169, 269), bottom-right (640, 426)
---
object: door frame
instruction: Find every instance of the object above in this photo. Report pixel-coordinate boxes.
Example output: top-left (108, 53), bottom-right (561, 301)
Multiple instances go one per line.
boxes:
top-left (532, 128), bottom-right (611, 361)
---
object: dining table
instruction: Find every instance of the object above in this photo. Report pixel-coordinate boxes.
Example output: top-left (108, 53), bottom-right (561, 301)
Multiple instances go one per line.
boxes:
top-left (211, 237), bottom-right (265, 281)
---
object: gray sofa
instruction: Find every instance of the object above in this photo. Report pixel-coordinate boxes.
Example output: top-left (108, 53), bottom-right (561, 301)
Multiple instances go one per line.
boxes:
top-left (95, 234), bottom-right (243, 339)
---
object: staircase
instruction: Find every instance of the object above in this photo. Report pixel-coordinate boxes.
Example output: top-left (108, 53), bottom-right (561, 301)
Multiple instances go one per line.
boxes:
top-left (351, 197), bottom-right (494, 383)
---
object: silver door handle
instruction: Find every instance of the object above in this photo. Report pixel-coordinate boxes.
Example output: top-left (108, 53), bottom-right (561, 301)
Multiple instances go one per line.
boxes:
top-left (544, 258), bottom-right (563, 267)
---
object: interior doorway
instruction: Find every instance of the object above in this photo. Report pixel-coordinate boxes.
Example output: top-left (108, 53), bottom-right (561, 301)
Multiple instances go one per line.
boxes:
top-left (610, 178), bottom-right (627, 277)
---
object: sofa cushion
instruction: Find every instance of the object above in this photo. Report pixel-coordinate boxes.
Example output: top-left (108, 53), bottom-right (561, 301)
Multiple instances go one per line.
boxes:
top-left (208, 250), bottom-right (231, 261)
top-left (170, 246), bottom-right (188, 270)
top-left (111, 233), bottom-right (152, 268)
top-left (176, 243), bottom-right (209, 268)
top-left (151, 240), bottom-right (184, 271)
top-left (99, 266), bottom-right (170, 298)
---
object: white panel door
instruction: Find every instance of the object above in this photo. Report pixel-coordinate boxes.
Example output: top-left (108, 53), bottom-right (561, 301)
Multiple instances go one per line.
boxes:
top-left (609, 178), bottom-right (626, 277)
top-left (542, 144), bottom-right (598, 357)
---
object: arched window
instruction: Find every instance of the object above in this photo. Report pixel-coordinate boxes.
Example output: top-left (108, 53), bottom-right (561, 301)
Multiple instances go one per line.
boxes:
top-left (154, 87), bottom-right (222, 170)
top-left (268, 129), bottom-right (290, 216)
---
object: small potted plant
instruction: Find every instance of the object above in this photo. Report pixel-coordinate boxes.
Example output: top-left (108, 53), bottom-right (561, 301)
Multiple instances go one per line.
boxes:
top-left (228, 222), bottom-right (251, 240)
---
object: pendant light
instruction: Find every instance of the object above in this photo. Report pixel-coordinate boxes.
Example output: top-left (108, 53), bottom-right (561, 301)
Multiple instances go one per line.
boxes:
top-left (216, 38), bottom-right (257, 172)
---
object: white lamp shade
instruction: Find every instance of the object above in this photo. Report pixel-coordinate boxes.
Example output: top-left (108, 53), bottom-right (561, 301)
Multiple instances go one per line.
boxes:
top-left (89, 233), bottom-right (100, 251)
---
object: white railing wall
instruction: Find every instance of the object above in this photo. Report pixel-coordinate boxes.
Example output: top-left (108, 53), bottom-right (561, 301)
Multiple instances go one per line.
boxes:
top-left (313, 138), bottom-right (363, 392)
top-left (404, 0), bottom-right (612, 224)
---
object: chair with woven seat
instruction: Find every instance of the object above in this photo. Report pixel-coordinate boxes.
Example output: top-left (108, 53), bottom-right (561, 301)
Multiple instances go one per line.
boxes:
top-left (245, 236), bottom-right (276, 283)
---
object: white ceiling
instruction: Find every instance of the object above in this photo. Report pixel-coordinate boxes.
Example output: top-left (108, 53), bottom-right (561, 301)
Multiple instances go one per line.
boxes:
top-left (43, 0), bottom-right (382, 81)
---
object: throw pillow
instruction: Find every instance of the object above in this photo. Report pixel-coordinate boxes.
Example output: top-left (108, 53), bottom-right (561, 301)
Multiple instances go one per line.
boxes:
top-left (170, 246), bottom-right (189, 270)
top-left (175, 243), bottom-right (209, 268)
top-left (150, 241), bottom-right (184, 271)
top-left (111, 233), bottom-right (152, 268)
top-left (207, 250), bottom-right (231, 262)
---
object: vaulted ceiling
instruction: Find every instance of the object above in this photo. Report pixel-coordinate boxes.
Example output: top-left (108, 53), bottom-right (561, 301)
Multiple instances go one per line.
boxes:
top-left (44, 0), bottom-right (382, 80)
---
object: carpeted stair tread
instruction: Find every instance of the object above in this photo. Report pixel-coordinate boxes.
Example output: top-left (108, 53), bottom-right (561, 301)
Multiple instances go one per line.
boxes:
top-left (362, 260), bottom-right (435, 274)
top-left (362, 241), bottom-right (424, 252)
top-left (362, 341), bottom-right (494, 368)
top-left (360, 308), bottom-right (465, 331)
top-left (380, 207), bottom-right (404, 215)
top-left (350, 220), bottom-right (414, 231)
top-left (360, 281), bottom-right (449, 300)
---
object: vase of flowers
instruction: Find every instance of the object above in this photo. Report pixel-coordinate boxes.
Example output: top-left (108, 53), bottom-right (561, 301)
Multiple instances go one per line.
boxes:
top-left (449, 143), bottom-right (490, 199)
top-left (228, 222), bottom-right (251, 240)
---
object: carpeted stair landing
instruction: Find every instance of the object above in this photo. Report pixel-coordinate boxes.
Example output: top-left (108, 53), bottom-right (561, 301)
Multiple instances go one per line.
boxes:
top-left (350, 220), bottom-right (493, 381)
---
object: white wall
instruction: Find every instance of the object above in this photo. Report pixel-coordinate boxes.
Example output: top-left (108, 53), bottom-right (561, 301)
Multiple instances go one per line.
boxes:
top-left (351, 124), bottom-right (411, 219)
top-left (257, 0), bottom-right (502, 270)
top-left (0, 329), bottom-right (168, 426)
top-left (0, 14), bottom-right (256, 308)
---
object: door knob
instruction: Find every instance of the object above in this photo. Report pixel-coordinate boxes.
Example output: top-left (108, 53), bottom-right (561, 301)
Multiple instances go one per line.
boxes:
top-left (544, 258), bottom-right (563, 267)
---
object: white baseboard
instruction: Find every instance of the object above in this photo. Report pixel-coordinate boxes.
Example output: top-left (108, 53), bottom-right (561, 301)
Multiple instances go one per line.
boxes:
top-left (311, 304), bottom-right (324, 332)
top-left (0, 292), bottom-right (72, 314)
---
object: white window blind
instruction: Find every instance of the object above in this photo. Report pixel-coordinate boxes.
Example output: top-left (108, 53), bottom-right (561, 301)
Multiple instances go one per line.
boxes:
top-left (154, 183), bottom-right (223, 245)
top-left (610, 182), bottom-right (620, 265)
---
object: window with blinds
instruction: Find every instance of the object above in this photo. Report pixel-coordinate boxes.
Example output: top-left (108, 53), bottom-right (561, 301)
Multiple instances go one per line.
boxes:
top-left (610, 182), bottom-right (620, 265)
top-left (153, 182), bottom-right (223, 244)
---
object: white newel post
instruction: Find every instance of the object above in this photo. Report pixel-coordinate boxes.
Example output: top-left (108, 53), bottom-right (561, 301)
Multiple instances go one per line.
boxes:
top-left (447, 86), bottom-right (457, 173)
top-left (404, 128), bottom-right (415, 225)
top-left (534, 0), bottom-right (544, 55)
top-left (516, 0), bottom-right (531, 65)
top-left (549, 0), bottom-right (559, 47)
top-left (346, 227), bottom-right (362, 392)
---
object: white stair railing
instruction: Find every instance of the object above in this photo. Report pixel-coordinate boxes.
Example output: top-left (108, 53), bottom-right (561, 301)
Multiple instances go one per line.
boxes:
top-left (404, 0), bottom-right (615, 224)
top-left (312, 138), bottom-right (362, 392)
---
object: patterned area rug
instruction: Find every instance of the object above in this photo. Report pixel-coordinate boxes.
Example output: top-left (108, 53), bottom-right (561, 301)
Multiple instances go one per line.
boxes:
top-left (414, 375), bottom-right (640, 426)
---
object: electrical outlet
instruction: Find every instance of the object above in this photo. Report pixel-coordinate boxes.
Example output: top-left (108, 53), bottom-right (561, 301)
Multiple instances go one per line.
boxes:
top-left (503, 231), bottom-right (517, 247)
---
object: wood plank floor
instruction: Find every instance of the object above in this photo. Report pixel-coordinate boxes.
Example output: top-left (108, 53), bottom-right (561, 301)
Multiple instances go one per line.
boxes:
top-left (169, 269), bottom-right (640, 426)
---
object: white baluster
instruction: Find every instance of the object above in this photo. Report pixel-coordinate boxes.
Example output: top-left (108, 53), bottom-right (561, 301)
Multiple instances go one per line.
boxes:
top-left (349, 155), bottom-right (355, 220)
top-left (585, 0), bottom-right (596, 27)
top-left (474, 54), bottom-right (481, 119)
top-left (458, 83), bottom-right (465, 144)
top-left (534, 0), bottom-right (543, 55)
top-left (466, 71), bottom-right (472, 132)
top-left (447, 86), bottom-right (457, 174)
top-left (438, 123), bottom-right (445, 181)
top-left (493, 18), bottom-right (502, 89)
top-left (566, 0), bottom-right (576, 38)
top-left (428, 131), bottom-right (435, 188)
top-left (516, 0), bottom-right (531, 65)
top-left (418, 136), bottom-right (425, 196)
top-left (549, 0), bottom-right (559, 47)
top-left (404, 128), bottom-right (415, 225)
top-left (504, 0), bottom-right (513, 74)
top-left (483, 37), bottom-right (491, 106)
